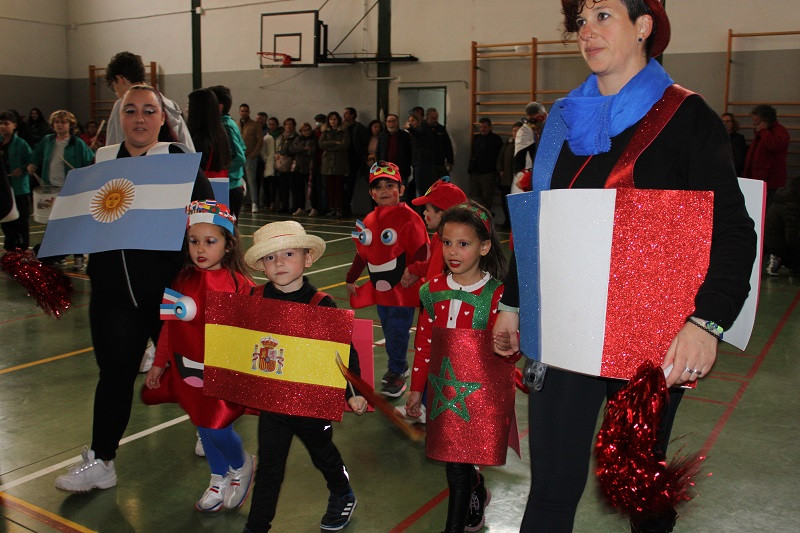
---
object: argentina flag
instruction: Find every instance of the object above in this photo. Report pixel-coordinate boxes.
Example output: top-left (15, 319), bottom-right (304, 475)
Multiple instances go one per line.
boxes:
top-left (37, 152), bottom-right (201, 258)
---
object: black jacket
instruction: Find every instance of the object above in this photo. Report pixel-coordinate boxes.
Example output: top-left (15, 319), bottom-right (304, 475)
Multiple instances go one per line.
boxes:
top-left (502, 95), bottom-right (756, 329)
top-left (87, 143), bottom-right (214, 308)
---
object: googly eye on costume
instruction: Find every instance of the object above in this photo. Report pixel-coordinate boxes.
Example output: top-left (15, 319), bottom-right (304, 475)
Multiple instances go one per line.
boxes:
top-left (160, 288), bottom-right (197, 321)
top-left (380, 228), bottom-right (398, 245)
top-left (352, 219), bottom-right (373, 245)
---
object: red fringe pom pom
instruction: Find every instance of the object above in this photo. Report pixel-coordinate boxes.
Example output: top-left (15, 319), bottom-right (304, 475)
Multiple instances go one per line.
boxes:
top-left (1, 251), bottom-right (73, 318)
top-left (594, 361), bottom-right (703, 521)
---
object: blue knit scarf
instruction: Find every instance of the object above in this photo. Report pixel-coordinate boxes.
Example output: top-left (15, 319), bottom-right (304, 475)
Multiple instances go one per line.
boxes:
top-left (559, 58), bottom-right (674, 156)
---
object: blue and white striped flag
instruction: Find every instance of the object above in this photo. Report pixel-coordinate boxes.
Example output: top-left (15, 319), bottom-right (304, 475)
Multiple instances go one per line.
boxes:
top-left (37, 152), bottom-right (201, 257)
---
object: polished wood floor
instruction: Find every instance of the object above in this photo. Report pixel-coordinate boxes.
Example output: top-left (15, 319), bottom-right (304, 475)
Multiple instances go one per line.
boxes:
top-left (1, 210), bottom-right (798, 532)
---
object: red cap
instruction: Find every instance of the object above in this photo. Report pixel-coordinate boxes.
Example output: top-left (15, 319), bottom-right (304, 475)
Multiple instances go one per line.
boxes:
top-left (412, 179), bottom-right (467, 210)
top-left (369, 161), bottom-right (402, 184)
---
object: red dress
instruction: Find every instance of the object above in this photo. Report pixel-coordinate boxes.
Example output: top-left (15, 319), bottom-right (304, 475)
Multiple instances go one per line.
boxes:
top-left (142, 267), bottom-right (254, 428)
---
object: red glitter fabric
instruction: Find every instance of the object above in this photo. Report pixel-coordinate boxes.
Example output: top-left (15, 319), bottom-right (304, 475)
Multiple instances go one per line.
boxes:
top-left (203, 292), bottom-right (355, 421)
top-left (425, 328), bottom-right (517, 466)
top-left (600, 188), bottom-right (712, 379)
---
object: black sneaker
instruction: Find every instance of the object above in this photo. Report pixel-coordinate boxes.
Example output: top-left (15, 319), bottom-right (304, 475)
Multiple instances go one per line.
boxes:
top-left (381, 372), bottom-right (407, 397)
top-left (320, 489), bottom-right (357, 531)
top-left (381, 367), bottom-right (410, 384)
top-left (464, 473), bottom-right (491, 532)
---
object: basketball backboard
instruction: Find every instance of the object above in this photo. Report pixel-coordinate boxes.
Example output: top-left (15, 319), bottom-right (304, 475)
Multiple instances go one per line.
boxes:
top-left (260, 10), bottom-right (319, 68)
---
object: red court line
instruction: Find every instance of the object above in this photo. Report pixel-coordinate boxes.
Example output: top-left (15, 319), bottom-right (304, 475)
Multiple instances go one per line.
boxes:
top-left (700, 288), bottom-right (800, 457)
top-left (389, 488), bottom-right (450, 533)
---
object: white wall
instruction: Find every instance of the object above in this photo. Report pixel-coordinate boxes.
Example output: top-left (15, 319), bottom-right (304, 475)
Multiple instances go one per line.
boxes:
top-left (2, 0), bottom-right (799, 81)
top-left (0, 0), bottom-right (68, 78)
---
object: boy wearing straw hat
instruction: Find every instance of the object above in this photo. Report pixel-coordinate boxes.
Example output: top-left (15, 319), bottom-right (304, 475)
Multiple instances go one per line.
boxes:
top-left (244, 220), bottom-right (367, 532)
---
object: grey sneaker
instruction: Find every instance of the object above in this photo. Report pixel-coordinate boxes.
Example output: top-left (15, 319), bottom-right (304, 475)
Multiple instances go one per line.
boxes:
top-left (380, 372), bottom-right (407, 398)
top-left (54, 447), bottom-right (117, 492)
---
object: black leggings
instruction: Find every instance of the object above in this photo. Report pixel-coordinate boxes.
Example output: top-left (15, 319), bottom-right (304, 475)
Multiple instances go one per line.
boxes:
top-left (444, 462), bottom-right (478, 532)
top-left (89, 293), bottom-right (163, 461)
top-left (520, 367), bottom-right (683, 532)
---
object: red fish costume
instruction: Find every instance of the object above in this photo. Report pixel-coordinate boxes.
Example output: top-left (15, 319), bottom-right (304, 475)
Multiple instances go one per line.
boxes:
top-left (349, 202), bottom-right (429, 309)
top-left (141, 267), bottom-right (254, 428)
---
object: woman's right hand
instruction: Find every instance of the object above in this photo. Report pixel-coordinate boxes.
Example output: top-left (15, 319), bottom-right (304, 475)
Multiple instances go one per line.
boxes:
top-left (492, 311), bottom-right (520, 357)
top-left (345, 282), bottom-right (356, 296)
top-left (145, 366), bottom-right (165, 389)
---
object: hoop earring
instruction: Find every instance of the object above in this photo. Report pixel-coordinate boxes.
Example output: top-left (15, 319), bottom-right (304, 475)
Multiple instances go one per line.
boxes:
top-left (637, 36), bottom-right (644, 43)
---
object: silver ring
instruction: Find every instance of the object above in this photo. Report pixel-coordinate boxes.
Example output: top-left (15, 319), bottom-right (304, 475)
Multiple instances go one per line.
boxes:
top-left (684, 367), bottom-right (692, 374)
top-left (692, 369), bottom-right (702, 376)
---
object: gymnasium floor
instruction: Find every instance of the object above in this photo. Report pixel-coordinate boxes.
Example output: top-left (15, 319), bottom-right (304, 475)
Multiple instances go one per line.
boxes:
top-left (1, 210), bottom-right (798, 533)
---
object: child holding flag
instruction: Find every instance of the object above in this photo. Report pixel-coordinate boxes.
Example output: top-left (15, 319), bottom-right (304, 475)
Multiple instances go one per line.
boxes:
top-left (243, 220), bottom-right (367, 532)
top-left (143, 201), bottom-right (256, 513)
top-left (405, 202), bottom-right (516, 532)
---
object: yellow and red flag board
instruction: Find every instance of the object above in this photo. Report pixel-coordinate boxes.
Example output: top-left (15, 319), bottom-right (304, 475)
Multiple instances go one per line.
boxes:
top-left (203, 291), bottom-right (354, 421)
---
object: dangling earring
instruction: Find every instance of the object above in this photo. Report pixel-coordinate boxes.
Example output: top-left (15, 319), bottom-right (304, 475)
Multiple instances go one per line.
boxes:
top-left (637, 36), bottom-right (644, 43)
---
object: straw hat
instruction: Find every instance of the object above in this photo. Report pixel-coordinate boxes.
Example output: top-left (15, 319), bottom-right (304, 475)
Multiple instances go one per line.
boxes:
top-left (244, 220), bottom-right (326, 270)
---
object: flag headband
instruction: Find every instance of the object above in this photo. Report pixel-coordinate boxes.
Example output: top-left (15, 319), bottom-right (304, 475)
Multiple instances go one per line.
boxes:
top-left (186, 200), bottom-right (236, 234)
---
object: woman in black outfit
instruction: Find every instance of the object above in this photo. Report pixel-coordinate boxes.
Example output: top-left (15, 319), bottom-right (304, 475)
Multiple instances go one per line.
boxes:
top-left (493, 2), bottom-right (756, 532)
top-left (54, 85), bottom-right (213, 493)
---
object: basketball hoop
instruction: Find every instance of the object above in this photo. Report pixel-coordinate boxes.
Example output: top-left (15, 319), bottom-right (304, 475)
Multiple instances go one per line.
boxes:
top-left (258, 51), bottom-right (292, 68)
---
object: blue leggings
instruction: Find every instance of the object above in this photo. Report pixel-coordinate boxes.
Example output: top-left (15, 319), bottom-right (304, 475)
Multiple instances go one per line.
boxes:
top-left (197, 425), bottom-right (245, 476)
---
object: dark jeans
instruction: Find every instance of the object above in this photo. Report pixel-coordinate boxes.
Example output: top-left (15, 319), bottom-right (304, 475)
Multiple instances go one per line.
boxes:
top-left (520, 367), bottom-right (683, 532)
top-left (290, 172), bottom-right (307, 212)
top-left (376, 305), bottom-right (416, 374)
top-left (89, 292), bottom-right (164, 460)
top-left (325, 174), bottom-right (345, 211)
top-left (246, 412), bottom-right (351, 532)
top-left (1, 194), bottom-right (30, 250)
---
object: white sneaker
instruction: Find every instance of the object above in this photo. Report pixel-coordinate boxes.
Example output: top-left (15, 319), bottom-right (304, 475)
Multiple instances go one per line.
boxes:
top-left (224, 453), bottom-right (256, 509)
top-left (195, 432), bottom-right (206, 457)
top-left (139, 339), bottom-right (156, 373)
top-left (196, 474), bottom-right (228, 513)
top-left (251, 204), bottom-right (259, 213)
top-left (292, 208), bottom-right (304, 216)
top-left (55, 447), bottom-right (117, 492)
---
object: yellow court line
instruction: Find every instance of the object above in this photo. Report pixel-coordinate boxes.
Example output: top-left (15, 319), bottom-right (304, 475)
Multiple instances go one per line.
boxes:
top-left (320, 275), bottom-right (369, 291)
top-left (0, 347), bottom-right (92, 375)
top-left (0, 492), bottom-right (96, 533)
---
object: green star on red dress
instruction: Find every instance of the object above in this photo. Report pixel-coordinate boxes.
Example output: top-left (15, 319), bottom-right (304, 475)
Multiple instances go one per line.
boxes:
top-left (428, 357), bottom-right (482, 421)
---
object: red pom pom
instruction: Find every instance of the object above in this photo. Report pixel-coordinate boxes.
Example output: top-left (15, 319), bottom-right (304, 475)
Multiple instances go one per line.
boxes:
top-left (594, 361), bottom-right (703, 520)
top-left (1, 251), bottom-right (73, 318)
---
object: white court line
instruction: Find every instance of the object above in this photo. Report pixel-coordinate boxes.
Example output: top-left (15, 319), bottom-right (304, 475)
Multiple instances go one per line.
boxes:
top-left (0, 415), bottom-right (189, 492)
